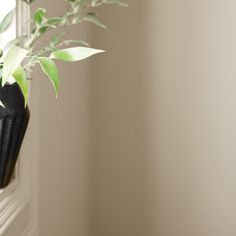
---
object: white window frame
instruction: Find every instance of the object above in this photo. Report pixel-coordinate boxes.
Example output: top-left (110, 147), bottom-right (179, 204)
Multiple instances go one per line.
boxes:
top-left (0, 1), bottom-right (38, 236)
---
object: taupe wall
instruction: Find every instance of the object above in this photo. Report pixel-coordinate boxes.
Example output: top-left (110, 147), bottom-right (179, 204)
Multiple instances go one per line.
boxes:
top-left (91, 0), bottom-right (236, 236)
top-left (89, 1), bottom-right (149, 236)
top-left (31, 1), bottom-right (91, 236)
top-left (32, 0), bottom-right (236, 236)
top-left (147, 1), bottom-right (236, 235)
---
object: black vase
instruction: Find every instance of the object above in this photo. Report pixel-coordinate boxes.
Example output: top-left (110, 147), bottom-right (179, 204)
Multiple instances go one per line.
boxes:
top-left (0, 83), bottom-right (30, 188)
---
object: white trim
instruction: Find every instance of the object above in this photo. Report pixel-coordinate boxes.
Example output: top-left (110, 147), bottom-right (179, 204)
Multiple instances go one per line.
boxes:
top-left (0, 190), bottom-right (28, 230)
top-left (0, 1), bottom-right (38, 236)
top-left (0, 196), bottom-right (29, 235)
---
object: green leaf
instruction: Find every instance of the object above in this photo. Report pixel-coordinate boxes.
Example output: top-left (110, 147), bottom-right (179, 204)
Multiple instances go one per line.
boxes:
top-left (38, 25), bottom-right (49, 34)
top-left (102, 0), bottom-right (128, 6)
top-left (2, 46), bottom-right (28, 86)
top-left (60, 39), bottom-right (90, 47)
top-left (34, 8), bottom-right (46, 25)
top-left (50, 47), bottom-right (105, 62)
top-left (83, 14), bottom-right (108, 30)
top-left (37, 18), bottom-right (64, 35)
top-left (78, 0), bottom-right (87, 7)
top-left (0, 9), bottom-right (15, 33)
top-left (50, 36), bottom-right (60, 48)
top-left (47, 17), bottom-right (65, 26)
top-left (38, 57), bottom-right (59, 97)
top-left (49, 33), bottom-right (66, 48)
top-left (12, 67), bottom-right (29, 106)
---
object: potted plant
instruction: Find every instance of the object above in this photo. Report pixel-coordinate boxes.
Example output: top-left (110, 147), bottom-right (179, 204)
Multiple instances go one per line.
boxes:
top-left (0, 0), bottom-right (127, 188)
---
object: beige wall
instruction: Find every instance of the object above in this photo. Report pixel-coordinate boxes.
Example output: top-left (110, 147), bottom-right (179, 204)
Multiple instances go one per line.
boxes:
top-left (91, 0), bottom-right (236, 236)
top-left (32, 0), bottom-right (236, 236)
top-left (89, 1), bottom-right (149, 236)
top-left (31, 1), bottom-right (91, 236)
top-left (147, 1), bottom-right (236, 235)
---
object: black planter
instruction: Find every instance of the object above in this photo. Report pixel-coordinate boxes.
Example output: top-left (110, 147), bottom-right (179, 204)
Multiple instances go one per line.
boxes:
top-left (0, 83), bottom-right (30, 188)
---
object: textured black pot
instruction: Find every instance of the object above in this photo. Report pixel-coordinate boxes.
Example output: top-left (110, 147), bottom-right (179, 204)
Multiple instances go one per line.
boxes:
top-left (0, 83), bottom-right (30, 188)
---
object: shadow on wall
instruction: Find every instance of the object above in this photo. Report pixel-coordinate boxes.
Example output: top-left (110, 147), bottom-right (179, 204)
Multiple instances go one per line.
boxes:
top-left (90, 2), bottom-right (149, 236)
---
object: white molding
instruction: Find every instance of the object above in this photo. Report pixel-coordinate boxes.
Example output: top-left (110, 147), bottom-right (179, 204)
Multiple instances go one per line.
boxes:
top-left (0, 190), bottom-right (28, 231)
top-left (0, 1), bottom-right (38, 236)
top-left (0, 197), bottom-right (29, 235)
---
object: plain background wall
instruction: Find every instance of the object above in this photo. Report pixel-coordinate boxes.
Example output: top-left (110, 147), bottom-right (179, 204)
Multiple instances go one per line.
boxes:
top-left (89, 1), bottom-right (149, 236)
top-left (31, 0), bottom-right (236, 236)
top-left (91, 0), bottom-right (236, 236)
top-left (32, 1), bottom-right (150, 235)
top-left (147, 1), bottom-right (236, 236)
top-left (31, 1), bottom-right (91, 236)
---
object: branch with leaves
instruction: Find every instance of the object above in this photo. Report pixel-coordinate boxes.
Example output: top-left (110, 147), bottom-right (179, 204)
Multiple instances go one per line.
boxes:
top-left (0, 0), bottom-right (128, 107)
